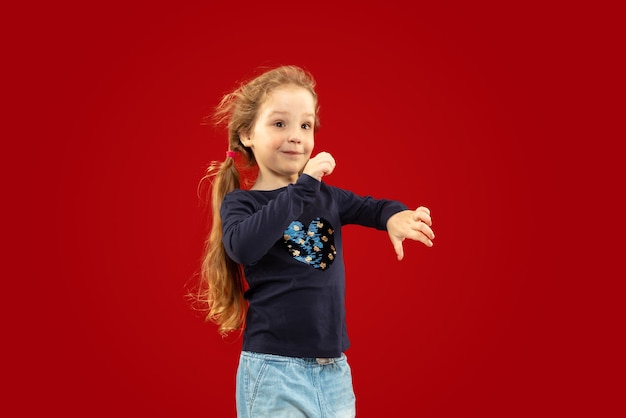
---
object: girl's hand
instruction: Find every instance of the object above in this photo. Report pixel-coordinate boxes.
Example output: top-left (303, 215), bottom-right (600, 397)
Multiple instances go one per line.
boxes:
top-left (302, 152), bottom-right (336, 181)
top-left (386, 206), bottom-right (435, 260)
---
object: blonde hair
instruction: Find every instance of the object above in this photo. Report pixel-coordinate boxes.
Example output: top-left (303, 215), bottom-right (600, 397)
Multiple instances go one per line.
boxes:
top-left (197, 65), bottom-right (320, 334)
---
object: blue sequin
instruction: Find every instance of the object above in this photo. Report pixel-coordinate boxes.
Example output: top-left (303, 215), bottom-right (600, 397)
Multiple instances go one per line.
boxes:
top-left (283, 217), bottom-right (336, 270)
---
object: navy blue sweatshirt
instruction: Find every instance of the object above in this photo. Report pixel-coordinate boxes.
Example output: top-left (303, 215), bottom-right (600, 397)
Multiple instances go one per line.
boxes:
top-left (221, 174), bottom-right (407, 358)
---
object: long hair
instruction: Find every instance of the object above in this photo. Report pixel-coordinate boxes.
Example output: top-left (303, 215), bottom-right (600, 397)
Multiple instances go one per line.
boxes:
top-left (198, 65), bottom-right (320, 334)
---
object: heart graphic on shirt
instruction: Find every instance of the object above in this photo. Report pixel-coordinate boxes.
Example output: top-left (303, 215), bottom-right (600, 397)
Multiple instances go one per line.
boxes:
top-left (282, 217), bottom-right (336, 270)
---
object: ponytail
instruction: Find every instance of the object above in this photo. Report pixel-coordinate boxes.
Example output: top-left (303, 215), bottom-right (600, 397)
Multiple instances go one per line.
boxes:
top-left (198, 157), bottom-right (248, 334)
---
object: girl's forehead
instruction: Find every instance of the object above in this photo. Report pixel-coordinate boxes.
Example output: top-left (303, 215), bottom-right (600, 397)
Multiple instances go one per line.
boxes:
top-left (261, 86), bottom-right (315, 112)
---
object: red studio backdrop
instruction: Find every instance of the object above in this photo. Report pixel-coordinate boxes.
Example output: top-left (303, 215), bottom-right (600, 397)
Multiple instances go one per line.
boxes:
top-left (3, 1), bottom-right (623, 417)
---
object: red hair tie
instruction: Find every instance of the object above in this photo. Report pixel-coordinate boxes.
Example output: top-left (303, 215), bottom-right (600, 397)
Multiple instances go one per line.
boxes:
top-left (226, 150), bottom-right (236, 159)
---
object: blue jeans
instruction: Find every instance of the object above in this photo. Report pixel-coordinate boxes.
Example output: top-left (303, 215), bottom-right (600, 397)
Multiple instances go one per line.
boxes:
top-left (236, 351), bottom-right (356, 418)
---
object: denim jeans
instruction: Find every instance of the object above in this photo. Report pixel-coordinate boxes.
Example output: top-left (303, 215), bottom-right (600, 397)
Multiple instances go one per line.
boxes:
top-left (236, 351), bottom-right (356, 418)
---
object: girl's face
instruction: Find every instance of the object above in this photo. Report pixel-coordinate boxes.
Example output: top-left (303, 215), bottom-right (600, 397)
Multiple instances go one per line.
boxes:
top-left (242, 86), bottom-right (316, 189)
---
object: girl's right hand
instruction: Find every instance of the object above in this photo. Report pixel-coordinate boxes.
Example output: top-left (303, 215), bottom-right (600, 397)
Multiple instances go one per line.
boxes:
top-left (302, 152), bottom-right (336, 181)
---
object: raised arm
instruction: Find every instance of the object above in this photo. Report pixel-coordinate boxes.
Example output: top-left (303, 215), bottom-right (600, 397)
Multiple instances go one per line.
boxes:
top-left (221, 174), bottom-right (320, 265)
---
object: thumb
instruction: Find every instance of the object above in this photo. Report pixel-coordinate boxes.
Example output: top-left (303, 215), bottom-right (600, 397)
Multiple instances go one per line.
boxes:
top-left (390, 236), bottom-right (405, 261)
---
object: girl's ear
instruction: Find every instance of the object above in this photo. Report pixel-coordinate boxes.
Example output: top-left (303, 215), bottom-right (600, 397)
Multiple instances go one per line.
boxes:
top-left (239, 131), bottom-right (252, 147)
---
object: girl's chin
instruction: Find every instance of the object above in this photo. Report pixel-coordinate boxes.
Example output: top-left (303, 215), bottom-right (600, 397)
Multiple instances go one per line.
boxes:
top-left (283, 162), bottom-right (306, 173)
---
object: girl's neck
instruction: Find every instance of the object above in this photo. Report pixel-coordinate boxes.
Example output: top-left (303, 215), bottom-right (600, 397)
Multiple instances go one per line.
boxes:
top-left (251, 174), bottom-right (298, 191)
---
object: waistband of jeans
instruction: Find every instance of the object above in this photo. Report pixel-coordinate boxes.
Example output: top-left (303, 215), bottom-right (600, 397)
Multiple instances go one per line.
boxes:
top-left (241, 351), bottom-right (344, 365)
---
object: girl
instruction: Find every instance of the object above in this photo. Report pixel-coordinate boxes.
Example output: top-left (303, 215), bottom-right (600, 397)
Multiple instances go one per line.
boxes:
top-left (198, 65), bottom-right (435, 417)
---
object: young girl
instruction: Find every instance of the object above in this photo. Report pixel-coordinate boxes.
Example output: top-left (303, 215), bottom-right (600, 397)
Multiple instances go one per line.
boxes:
top-left (198, 65), bottom-right (435, 417)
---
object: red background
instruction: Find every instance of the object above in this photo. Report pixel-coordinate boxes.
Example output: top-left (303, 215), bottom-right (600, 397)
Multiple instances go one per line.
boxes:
top-left (3, 1), bottom-right (623, 417)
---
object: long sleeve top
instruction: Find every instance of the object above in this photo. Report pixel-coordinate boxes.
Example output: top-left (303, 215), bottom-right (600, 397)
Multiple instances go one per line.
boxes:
top-left (221, 174), bottom-right (407, 358)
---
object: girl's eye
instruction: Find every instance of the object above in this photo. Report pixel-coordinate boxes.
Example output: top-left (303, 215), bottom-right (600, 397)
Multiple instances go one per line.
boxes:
top-left (274, 121), bottom-right (285, 128)
top-left (301, 122), bottom-right (312, 130)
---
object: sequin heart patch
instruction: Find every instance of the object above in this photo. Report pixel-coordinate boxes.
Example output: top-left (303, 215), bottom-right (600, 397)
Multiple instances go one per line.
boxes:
top-left (283, 217), bottom-right (336, 270)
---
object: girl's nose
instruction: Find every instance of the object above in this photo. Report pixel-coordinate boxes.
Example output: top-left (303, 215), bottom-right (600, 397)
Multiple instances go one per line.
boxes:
top-left (288, 132), bottom-right (302, 143)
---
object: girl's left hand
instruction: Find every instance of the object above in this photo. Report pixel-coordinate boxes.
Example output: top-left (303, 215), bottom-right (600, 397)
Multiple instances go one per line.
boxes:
top-left (386, 206), bottom-right (435, 260)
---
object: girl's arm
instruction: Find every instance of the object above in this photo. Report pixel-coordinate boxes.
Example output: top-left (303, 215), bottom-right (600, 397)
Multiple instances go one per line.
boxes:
top-left (331, 187), bottom-right (435, 259)
top-left (221, 175), bottom-right (320, 265)
top-left (331, 186), bottom-right (409, 230)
